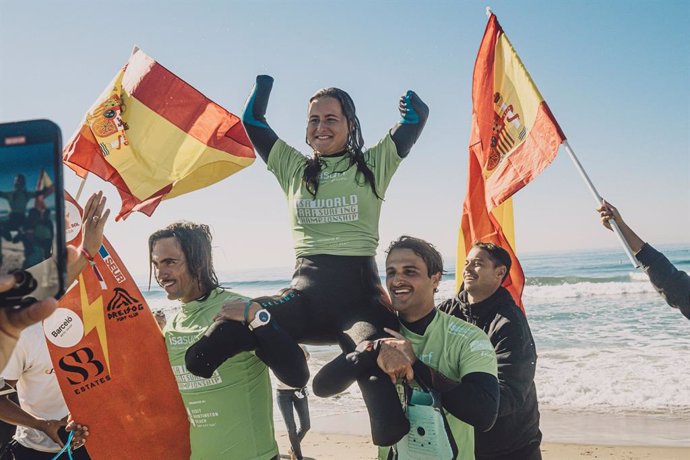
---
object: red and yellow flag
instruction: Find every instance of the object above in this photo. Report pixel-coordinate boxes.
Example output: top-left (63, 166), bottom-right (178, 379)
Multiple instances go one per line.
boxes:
top-left (45, 193), bottom-right (190, 458)
top-left (33, 169), bottom-right (54, 213)
top-left (63, 48), bottom-right (255, 220)
top-left (457, 13), bottom-right (566, 309)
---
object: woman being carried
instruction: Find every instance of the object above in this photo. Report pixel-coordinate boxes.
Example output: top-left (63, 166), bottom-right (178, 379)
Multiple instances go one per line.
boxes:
top-left (187, 75), bottom-right (428, 446)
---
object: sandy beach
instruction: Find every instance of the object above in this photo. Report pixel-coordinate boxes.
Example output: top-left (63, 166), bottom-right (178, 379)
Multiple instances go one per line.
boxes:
top-left (273, 409), bottom-right (690, 459)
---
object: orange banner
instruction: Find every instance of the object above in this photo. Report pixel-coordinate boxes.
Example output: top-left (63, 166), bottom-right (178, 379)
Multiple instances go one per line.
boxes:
top-left (44, 193), bottom-right (190, 458)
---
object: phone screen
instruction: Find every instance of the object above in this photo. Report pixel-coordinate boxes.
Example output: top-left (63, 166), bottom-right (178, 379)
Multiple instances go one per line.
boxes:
top-left (0, 120), bottom-right (65, 306)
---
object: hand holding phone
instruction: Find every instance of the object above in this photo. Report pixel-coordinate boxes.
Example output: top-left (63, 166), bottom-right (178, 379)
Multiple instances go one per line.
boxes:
top-left (0, 274), bottom-right (58, 369)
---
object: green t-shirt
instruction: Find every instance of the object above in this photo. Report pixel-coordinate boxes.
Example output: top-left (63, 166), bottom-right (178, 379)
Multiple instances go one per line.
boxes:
top-left (380, 312), bottom-right (497, 460)
top-left (163, 289), bottom-right (278, 460)
top-left (268, 134), bottom-right (402, 257)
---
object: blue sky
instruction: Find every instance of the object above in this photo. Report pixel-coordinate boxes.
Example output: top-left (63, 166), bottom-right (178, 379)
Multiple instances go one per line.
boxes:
top-left (1, 0), bottom-right (688, 275)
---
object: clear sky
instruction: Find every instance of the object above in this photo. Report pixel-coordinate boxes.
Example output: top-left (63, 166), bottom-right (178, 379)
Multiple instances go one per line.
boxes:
top-left (1, 0), bottom-right (688, 277)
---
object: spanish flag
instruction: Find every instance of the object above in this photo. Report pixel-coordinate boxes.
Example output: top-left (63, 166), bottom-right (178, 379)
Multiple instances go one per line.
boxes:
top-left (63, 48), bottom-right (255, 220)
top-left (457, 12), bottom-right (566, 309)
top-left (33, 169), bottom-right (54, 213)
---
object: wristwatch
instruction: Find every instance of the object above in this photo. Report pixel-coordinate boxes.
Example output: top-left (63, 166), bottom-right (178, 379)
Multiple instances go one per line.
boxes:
top-left (248, 309), bottom-right (271, 331)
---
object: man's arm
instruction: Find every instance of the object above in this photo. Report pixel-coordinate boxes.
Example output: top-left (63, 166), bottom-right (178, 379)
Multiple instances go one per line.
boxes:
top-left (67, 192), bottom-right (109, 285)
top-left (599, 200), bottom-right (690, 317)
top-left (377, 330), bottom-right (499, 432)
top-left (412, 361), bottom-right (499, 432)
top-left (490, 318), bottom-right (537, 417)
top-left (0, 383), bottom-right (66, 446)
top-left (0, 275), bottom-right (57, 369)
top-left (635, 244), bottom-right (690, 319)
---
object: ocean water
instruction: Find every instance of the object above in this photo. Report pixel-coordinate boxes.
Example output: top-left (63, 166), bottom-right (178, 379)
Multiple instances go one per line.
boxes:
top-left (142, 244), bottom-right (690, 420)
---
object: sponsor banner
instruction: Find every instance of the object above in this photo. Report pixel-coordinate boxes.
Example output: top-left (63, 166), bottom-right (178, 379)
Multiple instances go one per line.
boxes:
top-left (45, 192), bottom-right (190, 459)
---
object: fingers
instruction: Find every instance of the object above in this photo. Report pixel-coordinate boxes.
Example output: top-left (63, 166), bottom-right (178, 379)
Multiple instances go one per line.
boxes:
top-left (67, 421), bottom-right (89, 449)
top-left (377, 342), bottom-right (415, 384)
top-left (6, 298), bottom-right (57, 333)
top-left (98, 208), bottom-right (111, 231)
top-left (81, 192), bottom-right (109, 254)
top-left (400, 90), bottom-right (428, 119)
top-left (83, 191), bottom-right (108, 223)
top-left (405, 366), bottom-right (415, 382)
top-left (388, 371), bottom-right (397, 384)
top-left (82, 192), bottom-right (100, 220)
top-left (597, 199), bottom-right (616, 231)
top-left (0, 274), bottom-right (16, 293)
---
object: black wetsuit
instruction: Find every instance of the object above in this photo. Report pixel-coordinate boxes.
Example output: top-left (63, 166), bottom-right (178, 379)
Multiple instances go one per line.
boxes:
top-left (440, 287), bottom-right (542, 460)
top-left (186, 75), bottom-right (428, 446)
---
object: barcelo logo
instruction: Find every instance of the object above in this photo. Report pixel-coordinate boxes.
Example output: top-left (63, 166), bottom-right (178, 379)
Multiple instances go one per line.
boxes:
top-left (58, 347), bottom-right (105, 385)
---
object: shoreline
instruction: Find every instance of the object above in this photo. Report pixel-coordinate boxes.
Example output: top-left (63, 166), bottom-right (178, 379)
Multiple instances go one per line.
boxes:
top-left (271, 408), bottom-right (690, 458)
top-left (274, 434), bottom-right (690, 460)
top-left (295, 409), bottom-right (690, 447)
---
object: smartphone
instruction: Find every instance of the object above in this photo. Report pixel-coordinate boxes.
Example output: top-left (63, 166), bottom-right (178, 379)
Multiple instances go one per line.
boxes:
top-left (0, 120), bottom-right (66, 308)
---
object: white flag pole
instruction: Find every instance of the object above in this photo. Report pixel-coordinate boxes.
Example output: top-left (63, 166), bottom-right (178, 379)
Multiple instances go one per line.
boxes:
top-left (562, 140), bottom-right (639, 268)
top-left (73, 173), bottom-right (89, 203)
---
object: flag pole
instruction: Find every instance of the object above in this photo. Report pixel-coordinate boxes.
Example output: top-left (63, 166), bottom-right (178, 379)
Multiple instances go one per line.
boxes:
top-left (74, 173), bottom-right (89, 203)
top-left (562, 140), bottom-right (639, 268)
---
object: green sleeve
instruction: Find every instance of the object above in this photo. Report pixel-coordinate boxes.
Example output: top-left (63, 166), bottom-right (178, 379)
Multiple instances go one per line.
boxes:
top-left (457, 327), bottom-right (498, 379)
top-left (267, 139), bottom-right (307, 194)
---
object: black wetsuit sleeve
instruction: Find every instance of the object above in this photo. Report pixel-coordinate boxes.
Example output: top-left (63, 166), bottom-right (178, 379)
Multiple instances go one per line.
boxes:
top-left (389, 90), bottom-right (429, 158)
top-left (412, 361), bottom-right (499, 432)
top-left (492, 318), bottom-right (537, 417)
top-left (241, 75), bottom-right (279, 163)
top-left (185, 319), bottom-right (308, 388)
top-left (636, 243), bottom-right (690, 319)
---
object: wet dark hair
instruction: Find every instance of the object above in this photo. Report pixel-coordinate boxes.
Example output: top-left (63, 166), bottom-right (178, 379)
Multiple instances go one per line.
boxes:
top-left (148, 221), bottom-right (219, 301)
top-left (472, 241), bottom-right (512, 283)
top-left (303, 88), bottom-right (381, 199)
top-left (386, 235), bottom-right (445, 278)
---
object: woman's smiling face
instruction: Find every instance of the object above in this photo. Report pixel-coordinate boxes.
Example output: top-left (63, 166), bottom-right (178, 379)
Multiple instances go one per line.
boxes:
top-left (306, 96), bottom-right (350, 156)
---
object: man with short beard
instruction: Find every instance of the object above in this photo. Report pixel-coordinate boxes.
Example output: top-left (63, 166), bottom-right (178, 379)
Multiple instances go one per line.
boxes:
top-left (439, 242), bottom-right (542, 460)
top-left (374, 235), bottom-right (499, 460)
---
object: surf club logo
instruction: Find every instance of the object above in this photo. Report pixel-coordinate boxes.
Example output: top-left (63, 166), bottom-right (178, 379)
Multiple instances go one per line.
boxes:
top-left (98, 245), bottom-right (126, 283)
top-left (106, 287), bottom-right (144, 322)
top-left (486, 91), bottom-right (528, 174)
top-left (58, 347), bottom-right (112, 395)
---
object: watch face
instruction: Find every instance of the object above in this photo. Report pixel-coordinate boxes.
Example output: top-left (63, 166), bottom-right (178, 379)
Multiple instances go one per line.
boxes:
top-left (258, 311), bottom-right (270, 322)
